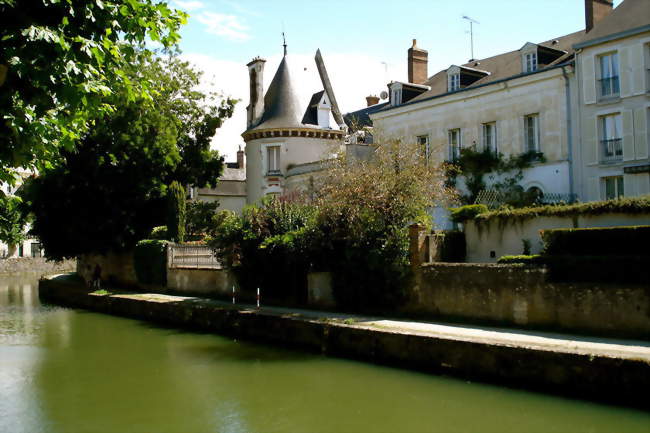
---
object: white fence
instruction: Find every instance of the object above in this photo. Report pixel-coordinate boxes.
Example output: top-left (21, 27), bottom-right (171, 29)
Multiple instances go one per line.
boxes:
top-left (168, 244), bottom-right (221, 269)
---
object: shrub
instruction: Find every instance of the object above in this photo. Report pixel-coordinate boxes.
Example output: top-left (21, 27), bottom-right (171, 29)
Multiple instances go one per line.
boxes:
top-left (543, 255), bottom-right (649, 284)
top-left (167, 181), bottom-right (186, 243)
top-left (439, 231), bottom-right (466, 262)
top-left (497, 254), bottom-right (542, 264)
top-left (133, 240), bottom-right (168, 285)
top-left (150, 226), bottom-right (169, 240)
top-left (541, 225), bottom-right (650, 256)
top-left (449, 204), bottom-right (488, 223)
top-left (186, 200), bottom-right (219, 239)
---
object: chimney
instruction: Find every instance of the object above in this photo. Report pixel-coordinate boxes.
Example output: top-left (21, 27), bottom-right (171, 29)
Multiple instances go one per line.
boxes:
top-left (408, 39), bottom-right (428, 85)
top-left (585, 0), bottom-right (614, 33)
top-left (237, 145), bottom-right (245, 169)
top-left (246, 57), bottom-right (266, 129)
top-left (365, 95), bottom-right (380, 107)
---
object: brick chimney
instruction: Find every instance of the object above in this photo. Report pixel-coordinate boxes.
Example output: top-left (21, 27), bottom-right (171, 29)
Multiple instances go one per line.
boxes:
top-left (585, 0), bottom-right (614, 33)
top-left (237, 145), bottom-right (245, 169)
top-left (365, 95), bottom-right (380, 107)
top-left (246, 57), bottom-right (266, 129)
top-left (408, 39), bottom-right (428, 85)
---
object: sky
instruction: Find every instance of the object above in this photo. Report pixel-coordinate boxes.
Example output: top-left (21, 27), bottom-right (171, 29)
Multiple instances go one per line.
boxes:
top-left (171, 0), bottom-right (624, 161)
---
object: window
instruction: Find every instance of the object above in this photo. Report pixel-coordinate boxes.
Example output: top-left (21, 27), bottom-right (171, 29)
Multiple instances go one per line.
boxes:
top-left (600, 113), bottom-right (622, 162)
top-left (448, 129), bottom-right (461, 161)
top-left (598, 52), bottom-right (620, 98)
top-left (448, 73), bottom-right (460, 92)
top-left (524, 52), bottom-right (538, 73)
top-left (267, 146), bottom-right (281, 174)
top-left (390, 84), bottom-right (402, 106)
top-left (524, 114), bottom-right (539, 153)
top-left (482, 122), bottom-right (497, 153)
top-left (603, 176), bottom-right (624, 200)
top-left (417, 135), bottom-right (430, 160)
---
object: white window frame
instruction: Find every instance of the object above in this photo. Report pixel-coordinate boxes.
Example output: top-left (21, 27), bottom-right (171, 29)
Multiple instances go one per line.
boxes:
top-left (524, 114), bottom-right (539, 153)
top-left (599, 113), bottom-right (622, 162)
top-left (598, 52), bottom-right (620, 98)
top-left (390, 83), bottom-right (403, 106)
top-left (448, 129), bottom-right (461, 161)
top-left (602, 175), bottom-right (624, 200)
top-left (524, 52), bottom-right (538, 73)
top-left (266, 145), bottom-right (281, 175)
top-left (417, 135), bottom-right (430, 160)
top-left (482, 122), bottom-right (497, 154)
top-left (448, 73), bottom-right (460, 92)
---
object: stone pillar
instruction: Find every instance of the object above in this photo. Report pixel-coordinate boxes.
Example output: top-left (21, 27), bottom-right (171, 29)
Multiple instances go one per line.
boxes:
top-left (409, 223), bottom-right (427, 270)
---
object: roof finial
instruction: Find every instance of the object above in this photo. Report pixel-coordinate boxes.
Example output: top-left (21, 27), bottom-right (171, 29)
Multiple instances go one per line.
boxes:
top-left (282, 32), bottom-right (287, 56)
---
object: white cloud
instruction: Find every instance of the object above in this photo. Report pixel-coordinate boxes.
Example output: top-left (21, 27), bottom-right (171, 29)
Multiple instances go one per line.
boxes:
top-left (196, 12), bottom-right (251, 42)
top-left (173, 0), bottom-right (205, 11)
top-left (181, 51), bottom-right (405, 162)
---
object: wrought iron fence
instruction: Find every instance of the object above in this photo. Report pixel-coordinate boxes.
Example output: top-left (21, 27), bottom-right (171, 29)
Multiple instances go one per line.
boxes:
top-left (169, 244), bottom-right (221, 269)
top-left (474, 189), bottom-right (578, 209)
top-left (601, 138), bottom-right (623, 162)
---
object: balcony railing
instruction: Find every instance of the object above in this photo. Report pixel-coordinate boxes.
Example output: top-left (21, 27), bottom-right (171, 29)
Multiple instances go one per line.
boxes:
top-left (601, 138), bottom-right (623, 162)
top-left (598, 76), bottom-right (620, 98)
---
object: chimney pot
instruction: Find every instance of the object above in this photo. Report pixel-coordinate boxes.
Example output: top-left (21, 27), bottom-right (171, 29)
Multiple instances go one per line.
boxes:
top-left (365, 95), bottom-right (380, 107)
top-left (585, 0), bottom-right (614, 33)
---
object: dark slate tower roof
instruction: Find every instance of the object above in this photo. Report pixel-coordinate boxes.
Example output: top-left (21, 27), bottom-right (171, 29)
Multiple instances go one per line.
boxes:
top-left (250, 54), bottom-right (303, 131)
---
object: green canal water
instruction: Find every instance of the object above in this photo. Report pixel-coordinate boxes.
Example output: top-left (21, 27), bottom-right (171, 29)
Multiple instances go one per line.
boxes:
top-left (1, 274), bottom-right (649, 433)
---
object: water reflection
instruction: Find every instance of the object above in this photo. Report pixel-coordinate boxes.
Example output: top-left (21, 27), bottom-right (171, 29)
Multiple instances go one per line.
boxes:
top-left (1, 274), bottom-right (650, 433)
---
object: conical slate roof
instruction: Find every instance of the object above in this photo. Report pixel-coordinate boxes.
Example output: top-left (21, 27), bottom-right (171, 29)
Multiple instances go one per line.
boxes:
top-left (250, 55), bottom-right (304, 131)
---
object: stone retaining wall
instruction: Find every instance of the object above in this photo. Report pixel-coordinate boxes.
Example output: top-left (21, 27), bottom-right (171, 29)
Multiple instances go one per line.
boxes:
top-left (0, 257), bottom-right (75, 276)
top-left (404, 262), bottom-right (650, 339)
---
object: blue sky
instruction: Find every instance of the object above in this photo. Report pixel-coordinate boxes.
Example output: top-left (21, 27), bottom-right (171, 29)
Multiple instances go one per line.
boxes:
top-left (171, 0), bottom-right (624, 160)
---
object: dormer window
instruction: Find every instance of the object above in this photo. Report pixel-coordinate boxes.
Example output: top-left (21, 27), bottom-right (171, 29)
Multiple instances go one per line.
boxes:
top-left (447, 65), bottom-right (489, 93)
top-left (524, 52), bottom-right (538, 73)
top-left (449, 73), bottom-right (460, 92)
top-left (388, 81), bottom-right (429, 106)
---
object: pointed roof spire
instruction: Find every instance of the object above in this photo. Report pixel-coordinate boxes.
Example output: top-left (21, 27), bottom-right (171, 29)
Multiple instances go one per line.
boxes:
top-left (282, 32), bottom-right (287, 56)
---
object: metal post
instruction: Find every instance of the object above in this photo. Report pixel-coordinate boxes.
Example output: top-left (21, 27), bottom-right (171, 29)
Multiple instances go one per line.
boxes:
top-left (232, 285), bottom-right (235, 305)
top-left (256, 287), bottom-right (260, 309)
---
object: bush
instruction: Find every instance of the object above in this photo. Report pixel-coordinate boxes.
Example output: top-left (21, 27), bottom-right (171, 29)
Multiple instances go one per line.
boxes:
top-left (497, 254), bottom-right (542, 264)
top-left (133, 240), bottom-right (168, 285)
top-left (541, 225), bottom-right (650, 256)
top-left (449, 204), bottom-right (488, 223)
top-left (439, 231), bottom-right (466, 262)
top-left (150, 226), bottom-right (169, 240)
top-left (167, 181), bottom-right (186, 242)
top-left (543, 255), bottom-right (649, 284)
top-left (186, 200), bottom-right (219, 239)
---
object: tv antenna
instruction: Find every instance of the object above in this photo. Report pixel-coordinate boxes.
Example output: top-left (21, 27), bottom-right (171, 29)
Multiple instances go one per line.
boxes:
top-left (462, 15), bottom-right (479, 60)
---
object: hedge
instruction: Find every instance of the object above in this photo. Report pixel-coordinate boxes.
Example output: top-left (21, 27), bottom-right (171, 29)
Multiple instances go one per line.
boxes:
top-left (496, 255), bottom-right (543, 264)
top-left (541, 225), bottom-right (650, 256)
top-left (474, 195), bottom-right (650, 225)
top-left (543, 255), bottom-right (650, 284)
top-left (439, 231), bottom-right (467, 262)
top-left (449, 204), bottom-right (488, 223)
top-left (133, 240), bottom-right (168, 286)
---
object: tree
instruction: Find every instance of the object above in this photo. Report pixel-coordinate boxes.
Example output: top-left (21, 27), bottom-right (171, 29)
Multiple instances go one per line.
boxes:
top-left (167, 181), bottom-right (186, 243)
top-left (186, 200), bottom-right (219, 239)
top-left (21, 53), bottom-right (236, 260)
top-left (0, 0), bottom-right (187, 185)
top-left (0, 195), bottom-right (28, 251)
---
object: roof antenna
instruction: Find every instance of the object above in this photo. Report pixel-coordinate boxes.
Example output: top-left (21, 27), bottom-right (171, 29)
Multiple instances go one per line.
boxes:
top-left (462, 15), bottom-right (479, 61)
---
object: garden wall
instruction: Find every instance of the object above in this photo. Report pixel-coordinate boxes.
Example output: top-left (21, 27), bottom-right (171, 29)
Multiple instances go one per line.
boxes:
top-left (167, 268), bottom-right (235, 297)
top-left (77, 252), bottom-right (138, 287)
top-left (404, 262), bottom-right (650, 339)
top-left (465, 213), bottom-right (650, 262)
top-left (0, 257), bottom-right (75, 276)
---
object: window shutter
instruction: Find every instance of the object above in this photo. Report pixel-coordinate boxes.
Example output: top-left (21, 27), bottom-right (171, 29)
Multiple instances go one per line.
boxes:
top-left (630, 44), bottom-right (645, 95)
top-left (584, 117), bottom-right (598, 164)
top-left (622, 110), bottom-right (635, 161)
top-left (582, 55), bottom-right (596, 104)
top-left (619, 47), bottom-right (631, 97)
top-left (587, 176), bottom-right (599, 201)
top-left (623, 174), bottom-right (636, 197)
top-left (634, 108), bottom-right (648, 160)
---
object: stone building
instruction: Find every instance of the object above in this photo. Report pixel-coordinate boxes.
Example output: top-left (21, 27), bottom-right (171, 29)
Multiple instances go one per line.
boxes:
top-left (190, 147), bottom-right (247, 214)
top-left (572, 0), bottom-right (650, 201)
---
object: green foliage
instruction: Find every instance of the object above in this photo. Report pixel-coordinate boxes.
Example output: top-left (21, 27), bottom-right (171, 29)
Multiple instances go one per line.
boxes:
top-left (541, 225), bottom-right (650, 257)
top-left (0, 194), bottom-right (28, 245)
top-left (475, 195), bottom-right (650, 227)
top-left (133, 240), bottom-right (168, 286)
top-left (0, 0), bottom-right (187, 186)
top-left (449, 147), bottom-right (543, 204)
top-left (542, 255), bottom-right (649, 284)
top-left (150, 226), bottom-right (169, 240)
top-left (449, 204), bottom-right (488, 223)
top-left (522, 239), bottom-right (532, 255)
top-left (167, 181), bottom-right (186, 243)
top-left (186, 200), bottom-right (219, 239)
top-left (21, 53), bottom-right (235, 260)
top-left (438, 231), bottom-right (466, 262)
top-left (497, 255), bottom-right (542, 264)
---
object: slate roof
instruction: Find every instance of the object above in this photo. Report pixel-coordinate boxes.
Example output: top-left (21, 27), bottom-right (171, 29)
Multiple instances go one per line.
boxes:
top-left (344, 102), bottom-right (389, 128)
top-left (249, 55), bottom-right (304, 131)
top-left (575, 0), bottom-right (650, 48)
top-left (402, 30), bottom-right (585, 105)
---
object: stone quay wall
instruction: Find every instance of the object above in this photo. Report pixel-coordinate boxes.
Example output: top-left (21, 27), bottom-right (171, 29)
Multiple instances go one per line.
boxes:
top-left (0, 257), bottom-right (75, 276)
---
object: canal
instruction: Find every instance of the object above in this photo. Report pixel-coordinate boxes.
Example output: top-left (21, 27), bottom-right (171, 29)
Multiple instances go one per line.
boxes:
top-left (1, 273), bottom-right (649, 433)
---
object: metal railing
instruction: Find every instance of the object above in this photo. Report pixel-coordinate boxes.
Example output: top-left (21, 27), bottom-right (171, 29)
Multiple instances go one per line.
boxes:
top-left (169, 244), bottom-right (221, 269)
top-left (601, 138), bottom-right (623, 162)
top-left (475, 189), bottom-right (578, 209)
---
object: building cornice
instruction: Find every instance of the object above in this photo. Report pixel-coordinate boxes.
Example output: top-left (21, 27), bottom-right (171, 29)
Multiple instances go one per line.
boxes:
top-left (573, 24), bottom-right (650, 50)
top-left (242, 127), bottom-right (344, 142)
